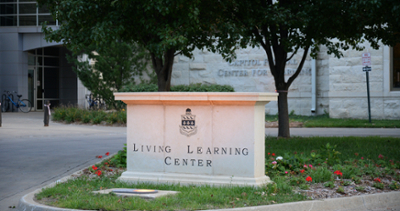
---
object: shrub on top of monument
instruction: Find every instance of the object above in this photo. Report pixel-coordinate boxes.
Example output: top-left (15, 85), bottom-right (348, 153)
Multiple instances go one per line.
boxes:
top-left (120, 83), bottom-right (235, 93)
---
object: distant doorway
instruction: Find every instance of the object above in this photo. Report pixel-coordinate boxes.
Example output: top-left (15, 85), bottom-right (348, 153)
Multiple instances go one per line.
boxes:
top-left (27, 47), bottom-right (61, 110)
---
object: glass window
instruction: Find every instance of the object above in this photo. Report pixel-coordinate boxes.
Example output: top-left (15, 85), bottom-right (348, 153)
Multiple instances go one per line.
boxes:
top-left (39, 15), bottom-right (55, 25)
top-left (19, 3), bottom-right (37, 14)
top-left (393, 43), bottom-right (400, 89)
top-left (44, 67), bottom-right (59, 98)
top-left (0, 16), bottom-right (17, 26)
top-left (44, 47), bottom-right (59, 56)
top-left (44, 57), bottom-right (59, 66)
top-left (19, 15), bottom-right (36, 26)
top-left (0, 4), bottom-right (17, 14)
top-left (38, 4), bottom-right (50, 13)
top-left (28, 53), bottom-right (36, 65)
top-left (38, 57), bottom-right (43, 65)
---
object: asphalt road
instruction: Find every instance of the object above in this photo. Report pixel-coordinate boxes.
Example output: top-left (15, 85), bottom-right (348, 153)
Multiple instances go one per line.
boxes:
top-left (0, 112), bottom-right (126, 210)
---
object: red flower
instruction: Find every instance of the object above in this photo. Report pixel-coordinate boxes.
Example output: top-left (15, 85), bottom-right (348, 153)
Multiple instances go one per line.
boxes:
top-left (268, 153), bottom-right (270, 155)
top-left (97, 155), bottom-right (103, 158)
top-left (92, 165), bottom-right (98, 171)
top-left (334, 170), bottom-right (343, 177)
top-left (96, 170), bottom-right (102, 176)
top-left (378, 154), bottom-right (383, 159)
top-left (272, 153), bottom-right (275, 156)
top-left (105, 162), bottom-right (108, 165)
top-left (306, 176), bottom-right (312, 182)
top-left (374, 178), bottom-right (381, 183)
top-left (300, 169), bottom-right (305, 173)
top-left (105, 152), bottom-right (110, 156)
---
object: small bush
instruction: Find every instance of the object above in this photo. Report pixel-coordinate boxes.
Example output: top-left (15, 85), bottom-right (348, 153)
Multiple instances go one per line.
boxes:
top-left (109, 144), bottom-right (127, 168)
top-left (107, 112), bottom-right (118, 124)
top-left (324, 181), bottom-right (335, 188)
top-left (300, 184), bottom-right (309, 190)
top-left (120, 83), bottom-right (235, 92)
top-left (52, 107), bottom-right (127, 125)
top-left (82, 112), bottom-right (91, 123)
top-left (389, 181), bottom-right (400, 190)
top-left (356, 186), bottom-right (365, 192)
top-left (117, 110), bottom-right (126, 124)
top-left (52, 107), bottom-right (67, 121)
top-left (289, 177), bottom-right (305, 186)
top-left (373, 182), bottom-right (385, 190)
top-left (309, 167), bottom-right (333, 183)
top-left (333, 165), bottom-right (362, 179)
top-left (336, 186), bottom-right (345, 193)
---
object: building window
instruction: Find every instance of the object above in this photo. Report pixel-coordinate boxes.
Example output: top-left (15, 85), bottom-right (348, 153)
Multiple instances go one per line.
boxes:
top-left (393, 43), bottom-right (400, 90)
top-left (0, 1), bottom-right (56, 27)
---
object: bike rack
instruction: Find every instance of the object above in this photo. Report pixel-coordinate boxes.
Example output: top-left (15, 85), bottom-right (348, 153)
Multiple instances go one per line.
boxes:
top-left (10, 93), bottom-right (14, 112)
top-left (1, 94), bottom-right (7, 112)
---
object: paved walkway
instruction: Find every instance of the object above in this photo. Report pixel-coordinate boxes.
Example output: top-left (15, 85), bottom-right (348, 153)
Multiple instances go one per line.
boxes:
top-left (0, 111), bottom-right (399, 211)
top-left (0, 112), bottom-right (126, 211)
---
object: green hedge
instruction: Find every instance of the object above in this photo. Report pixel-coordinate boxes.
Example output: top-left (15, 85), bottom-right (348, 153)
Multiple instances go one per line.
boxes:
top-left (52, 106), bottom-right (126, 124)
top-left (120, 83), bottom-right (235, 92)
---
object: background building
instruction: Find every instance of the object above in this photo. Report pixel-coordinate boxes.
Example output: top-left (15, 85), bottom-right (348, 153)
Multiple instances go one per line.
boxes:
top-left (1, 1), bottom-right (399, 119)
top-left (0, 0), bottom-right (89, 111)
top-left (171, 43), bottom-right (400, 119)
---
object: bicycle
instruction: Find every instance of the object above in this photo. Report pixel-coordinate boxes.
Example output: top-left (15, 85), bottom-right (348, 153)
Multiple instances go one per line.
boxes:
top-left (1, 91), bottom-right (32, 113)
top-left (85, 94), bottom-right (106, 110)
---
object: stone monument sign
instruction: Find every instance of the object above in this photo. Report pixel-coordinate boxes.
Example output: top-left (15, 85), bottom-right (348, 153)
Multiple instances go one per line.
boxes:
top-left (114, 92), bottom-right (278, 186)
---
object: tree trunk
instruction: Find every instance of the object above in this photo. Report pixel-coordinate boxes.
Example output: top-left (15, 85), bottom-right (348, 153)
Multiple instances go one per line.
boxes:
top-left (151, 49), bottom-right (175, 92)
top-left (277, 91), bottom-right (290, 138)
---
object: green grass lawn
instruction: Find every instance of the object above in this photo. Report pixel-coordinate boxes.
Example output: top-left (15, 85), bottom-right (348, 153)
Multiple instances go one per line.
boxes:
top-left (265, 113), bottom-right (400, 128)
top-left (265, 136), bottom-right (400, 162)
top-left (36, 136), bottom-right (400, 211)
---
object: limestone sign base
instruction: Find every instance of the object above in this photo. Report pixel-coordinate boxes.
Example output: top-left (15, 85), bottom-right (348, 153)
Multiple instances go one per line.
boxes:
top-left (114, 92), bottom-right (278, 187)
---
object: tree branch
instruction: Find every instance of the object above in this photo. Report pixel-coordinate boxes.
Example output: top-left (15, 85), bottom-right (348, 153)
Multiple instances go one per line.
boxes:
top-left (174, 51), bottom-right (182, 57)
top-left (287, 46), bottom-right (309, 87)
top-left (286, 47), bottom-right (298, 62)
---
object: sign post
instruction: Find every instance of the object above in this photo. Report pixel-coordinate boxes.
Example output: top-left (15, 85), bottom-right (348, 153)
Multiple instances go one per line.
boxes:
top-left (362, 53), bottom-right (372, 123)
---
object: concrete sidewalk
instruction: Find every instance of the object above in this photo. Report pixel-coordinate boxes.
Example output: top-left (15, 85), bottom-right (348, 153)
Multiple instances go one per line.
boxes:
top-left (0, 112), bottom-right (126, 211)
top-left (0, 112), bottom-right (399, 211)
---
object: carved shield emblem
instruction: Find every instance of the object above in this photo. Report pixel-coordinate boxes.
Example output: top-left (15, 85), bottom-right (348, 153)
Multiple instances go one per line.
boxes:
top-left (179, 108), bottom-right (197, 137)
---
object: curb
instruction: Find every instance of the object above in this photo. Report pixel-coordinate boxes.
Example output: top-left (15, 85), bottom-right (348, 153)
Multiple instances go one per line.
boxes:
top-left (17, 186), bottom-right (400, 211)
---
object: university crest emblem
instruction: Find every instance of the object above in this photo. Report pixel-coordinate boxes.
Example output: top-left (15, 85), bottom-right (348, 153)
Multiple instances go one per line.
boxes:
top-left (179, 108), bottom-right (197, 137)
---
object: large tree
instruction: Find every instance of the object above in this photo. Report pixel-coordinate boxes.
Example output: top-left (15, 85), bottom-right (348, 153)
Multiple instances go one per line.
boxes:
top-left (216, 0), bottom-right (400, 137)
top-left (37, 0), bottom-right (238, 91)
top-left (68, 41), bottom-right (149, 109)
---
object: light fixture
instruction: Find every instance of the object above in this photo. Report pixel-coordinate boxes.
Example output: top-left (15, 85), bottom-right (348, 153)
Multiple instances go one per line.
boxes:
top-left (112, 189), bottom-right (158, 194)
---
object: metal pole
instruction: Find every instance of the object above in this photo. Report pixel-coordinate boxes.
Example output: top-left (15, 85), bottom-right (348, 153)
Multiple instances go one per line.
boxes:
top-left (366, 71), bottom-right (371, 123)
top-left (0, 102), bottom-right (2, 127)
top-left (44, 101), bottom-right (50, 126)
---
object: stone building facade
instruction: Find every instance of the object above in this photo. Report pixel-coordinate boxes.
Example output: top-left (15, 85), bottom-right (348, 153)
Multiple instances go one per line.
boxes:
top-left (170, 43), bottom-right (400, 119)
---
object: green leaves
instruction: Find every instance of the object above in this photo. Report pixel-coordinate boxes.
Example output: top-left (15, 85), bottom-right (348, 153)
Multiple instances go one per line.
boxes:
top-left (67, 41), bottom-right (149, 109)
